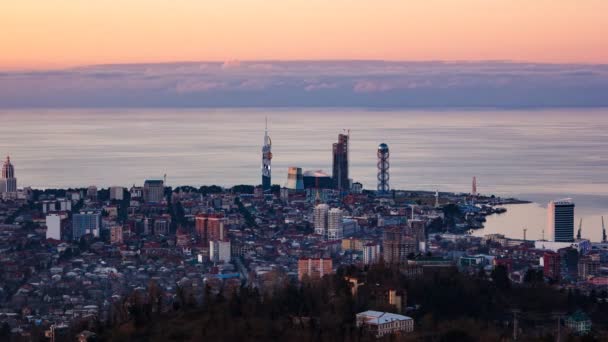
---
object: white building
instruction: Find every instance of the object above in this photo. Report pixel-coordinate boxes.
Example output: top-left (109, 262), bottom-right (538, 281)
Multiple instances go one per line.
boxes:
top-left (209, 240), bottom-right (231, 263)
top-left (356, 310), bottom-right (414, 338)
top-left (548, 199), bottom-right (575, 242)
top-left (46, 214), bottom-right (64, 240)
top-left (363, 243), bottom-right (381, 265)
top-left (327, 208), bottom-right (344, 240)
top-left (314, 204), bottom-right (329, 236)
top-left (109, 186), bottom-right (124, 201)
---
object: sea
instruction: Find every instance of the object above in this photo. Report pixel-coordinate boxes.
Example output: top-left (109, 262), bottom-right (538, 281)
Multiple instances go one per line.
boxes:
top-left (1, 108), bottom-right (607, 240)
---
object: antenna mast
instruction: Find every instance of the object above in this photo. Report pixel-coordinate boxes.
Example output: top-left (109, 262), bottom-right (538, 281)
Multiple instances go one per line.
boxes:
top-left (602, 216), bottom-right (607, 243)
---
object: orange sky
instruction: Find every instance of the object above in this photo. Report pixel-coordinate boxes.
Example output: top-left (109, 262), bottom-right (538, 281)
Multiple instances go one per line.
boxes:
top-left (2, 0), bottom-right (607, 69)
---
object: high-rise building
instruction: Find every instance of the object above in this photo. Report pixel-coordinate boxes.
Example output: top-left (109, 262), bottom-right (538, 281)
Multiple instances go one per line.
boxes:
top-left (110, 225), bottom-right (124, 244)
top-left (298, 258), bottom-right (333, 281)
top-left (144, 180), bottom-right (165, 203)
top-left (153, 218), bottom-right (169, 236)
top-left (314, 204), bottom-right (329, 236)
top-left (377, 143), bottom-right (390, 194)
top-left (332, 133), bottom-right (349, 192)
top-left (195, 214), bottom-right (226, 243)
top-left (363, 243), bottom-right (381, 265)
top-left (109, 186), bottom-right (124, 201)
top-left (209, 240), bottom-right (231, 263)
top-left (548, 199), bottom-right (575, 242)
top-left (543, 251), bottom-right (560, 281)
top-left (261, 117), bottom-right (272, 192)
top-left (327, 208), bottom-right (344, 240)
top-left (1, 155), bottom-right (17, 193)
top-left (383, 227), bottom-right (417, 264)
top-left (46, 213), bottom-right (66, 240)
top-left (286, 167), bottom-right (304, 191)
top-left (86, 186), bottom-right (98, 201)
top-left (72, 211), bottom-right (101, 240)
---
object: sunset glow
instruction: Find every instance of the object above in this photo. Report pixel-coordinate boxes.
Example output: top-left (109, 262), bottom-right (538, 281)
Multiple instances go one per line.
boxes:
top-left (2, 0), bottom-right (607, 69)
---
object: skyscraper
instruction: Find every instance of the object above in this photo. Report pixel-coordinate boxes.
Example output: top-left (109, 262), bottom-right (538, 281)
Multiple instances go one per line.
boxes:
top-left (195, 214), bottom-right (226, 243)
top-left (286, 167), bottom-right (304, 191)
top-left (261, 117), bottom-right (272, 192)
top-left (548, 199), bottom-right (575, 242)
top-left (327, 208), bottom-right (344, 240)
top-left (377, 143), bottom-right (390, 194)
top-left (1, 155), bottom-right (17, 193)
top-left (314, 203), bottom-right (329, 236)
top-left (72, 211), bottom-right (102, 240)
top-left (332, 133), bottom-right (349, 192)
top-left (383, 227), bottom-right (417, 264)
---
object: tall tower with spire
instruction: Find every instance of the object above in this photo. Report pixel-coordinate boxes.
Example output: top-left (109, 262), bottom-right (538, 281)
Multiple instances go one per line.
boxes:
top-left (1, 156), bottom-right (17, 193)
top-left (261, 117), bottom-right (272, 192)
top-left (472, 176), bottom-right (477, 197)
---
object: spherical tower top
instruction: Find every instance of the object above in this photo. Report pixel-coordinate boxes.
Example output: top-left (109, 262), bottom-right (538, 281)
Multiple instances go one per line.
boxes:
top-left (2, 155), bottom-right (14, 179)
top-left (378, 143), bottom-right (389, 152)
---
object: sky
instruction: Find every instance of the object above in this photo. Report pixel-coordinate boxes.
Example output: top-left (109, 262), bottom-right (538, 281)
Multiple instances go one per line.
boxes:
top-left (2, 61), bottom-right (608, 108)
top-left (2, 0), bottom-right (608, 70)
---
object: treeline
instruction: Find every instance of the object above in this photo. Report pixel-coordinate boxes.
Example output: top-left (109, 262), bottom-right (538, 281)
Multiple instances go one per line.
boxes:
top-left (98, 264), bottom-right (608, 341)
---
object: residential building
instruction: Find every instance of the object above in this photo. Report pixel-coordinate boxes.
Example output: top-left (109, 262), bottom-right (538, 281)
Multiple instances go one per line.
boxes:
top-left (356, 310), bottom-right (414, 338)
top-left (383, 227), bottom-right (417, 264)
top-left (565, 311), bottom-right (592, 335)
top-left (72, 211), bottom-right (101, 240)
top-left (46, 213), bottom-right (66, 240)
top-left (195, 214), bottom-right (225, 243)
top-left (109, 186), bottom-right (124, 200)
top-left (209, 240), bottom-right (231, 263)
top-left (313, 204), bottom-right (329, 237)
top-left (578, 254), bottom-right (600, 279)
top-left (144, 179), bottom-right (164, 203)
top-left (363, 243), bottom-right (381, 265)
top-left (298, 258), bottom-right (333, 281)
top-left (543, 251), bottom-right (560, 281)
top-left (110, 225), bottom-right (123, 244)
top-left (327, 208), bottom-right (344, 240)
top-left (86, 186), bottom-right (98, 201)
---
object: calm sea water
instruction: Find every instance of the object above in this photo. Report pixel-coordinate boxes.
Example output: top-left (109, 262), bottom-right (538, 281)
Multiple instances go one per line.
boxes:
top-left (1, 108), bottom-right (607, 239)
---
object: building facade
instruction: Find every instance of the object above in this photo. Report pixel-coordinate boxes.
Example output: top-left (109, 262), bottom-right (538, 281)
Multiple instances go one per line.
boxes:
top-left (548, 199), bottom-right (575, 242)
top-left (313, 204), bottom-right (329, 237)
top-left (356, 310), bottom-right (414, 338)
top-left (72, 211), bottom-right (102, 240)
top-left (110, 225), bottom-right (124, 244)
top-left (332, 133), bottom-right (349, 192)
top-left (1, 155), bottom-right (17, 193)
top-left (144, 180), bottom-right (165, 203)
top-left (383, 227), bottom-right (417, 264)
top-left (46, 214), bottom-right (65, 240)
top-left (209, 240), bottom-right (231, 263)
top-left (109, 186), bottom-right (124, 201)
top-left (261, 118), bottom-right (272, 192)
top-left (298, 258), bottom-right (333, 281)
top-left (327, 208), bottom-right (344, 240)
top-left (286, 167), bottom-right (304, 191)
top-left (195, 214), bottom-right (226, 243)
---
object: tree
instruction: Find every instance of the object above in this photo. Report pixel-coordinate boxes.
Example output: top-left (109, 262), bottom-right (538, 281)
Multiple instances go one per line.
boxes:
top-left (491, 265), bottom-right (511, 290)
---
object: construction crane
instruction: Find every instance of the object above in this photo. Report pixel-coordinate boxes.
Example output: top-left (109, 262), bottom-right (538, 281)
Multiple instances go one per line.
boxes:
top-left (576, 218), bottom-right (582, 240)
top-left (602, 216), bottom-right (607, 243)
